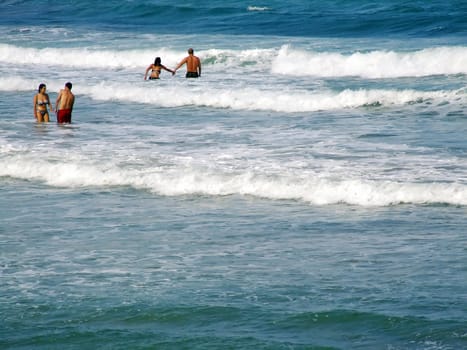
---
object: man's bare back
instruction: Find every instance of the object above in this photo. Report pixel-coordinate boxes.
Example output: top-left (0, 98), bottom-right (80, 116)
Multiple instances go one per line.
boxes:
top-left (174, 48), bottom-right (201, 78)
top-left (56, 86), bottom-right (74, 110)
top-left (185, 55), bottom-right (201, 73)
top-left (56, 82), bottom-right (75, 123)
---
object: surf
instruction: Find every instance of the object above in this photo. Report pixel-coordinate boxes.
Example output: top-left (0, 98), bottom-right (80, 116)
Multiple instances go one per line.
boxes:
top-left (273, 45), bottom-right (467, 78)
top-left (2, 152), bottom-right (467, 207)
top-left (2, 43), bottom-right (467, 78)
top-left (2, 76), bottom-right (463, 113)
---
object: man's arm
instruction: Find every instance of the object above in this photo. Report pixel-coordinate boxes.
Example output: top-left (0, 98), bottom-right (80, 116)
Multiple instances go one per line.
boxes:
top-left (174, 57), bottom-right (188, 72)
top-left (55, 90), bottom-right (62, 111)
top-left (46, 93), bottom-right (53, 112)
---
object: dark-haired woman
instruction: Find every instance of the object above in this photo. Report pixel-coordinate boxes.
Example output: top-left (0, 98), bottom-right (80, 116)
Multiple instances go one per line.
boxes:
top-left (33, 83), bottom-right (53, 122)
top-left (144, 57), bottom-right (175, 80)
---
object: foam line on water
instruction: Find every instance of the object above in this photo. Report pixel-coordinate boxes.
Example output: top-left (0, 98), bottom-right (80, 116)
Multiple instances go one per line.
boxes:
top-left (1, 43), bottom-right (466, 77)
top-left (272, 45), bottom-right (467, 78)
top-left (1, 155), bottom-right (467, 207)
top-left (1, 76), bottom-right (463, 113)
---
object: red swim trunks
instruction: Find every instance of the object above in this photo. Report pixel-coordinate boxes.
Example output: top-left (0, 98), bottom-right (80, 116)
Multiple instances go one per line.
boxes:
top-left (57, 109), bottom-right (72, 123)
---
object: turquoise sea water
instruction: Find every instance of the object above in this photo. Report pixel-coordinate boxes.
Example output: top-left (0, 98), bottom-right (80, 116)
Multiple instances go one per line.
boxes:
top-left (1, 1), bottom-right (467, 349)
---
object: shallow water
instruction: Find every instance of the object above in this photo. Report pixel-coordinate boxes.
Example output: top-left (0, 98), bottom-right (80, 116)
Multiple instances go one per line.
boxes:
top-left (1, 1), bottom-right (467, 349)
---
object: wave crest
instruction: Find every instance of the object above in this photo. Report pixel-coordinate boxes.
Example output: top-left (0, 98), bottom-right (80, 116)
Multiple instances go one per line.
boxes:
top-left (1, 76), bottom-right (463, 112)
top-left (2, 43), bottom-right (466, 78)
top-left (2, 156), bottom-right (467, 207)
top-left (272, 45), bottom-right (467, 78)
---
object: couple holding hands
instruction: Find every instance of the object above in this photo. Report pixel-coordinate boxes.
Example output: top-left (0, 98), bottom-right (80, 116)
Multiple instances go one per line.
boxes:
top-left (33, 82), bottom-right (75, 123)
top-left (144, 48), bottom-right (201, 80)
top-left (33, 49), bottom-right (199, 124)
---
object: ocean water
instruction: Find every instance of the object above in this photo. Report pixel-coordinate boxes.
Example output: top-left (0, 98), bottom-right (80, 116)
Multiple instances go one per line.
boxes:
top-left (1, 1), bottom-right (467, 349)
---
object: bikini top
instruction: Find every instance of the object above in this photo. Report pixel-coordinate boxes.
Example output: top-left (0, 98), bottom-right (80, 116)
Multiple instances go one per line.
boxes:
top-left (36, 99), bottom-right (49, 106)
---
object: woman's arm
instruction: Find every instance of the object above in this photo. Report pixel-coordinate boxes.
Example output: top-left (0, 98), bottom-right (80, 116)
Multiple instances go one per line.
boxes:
top-left (33, 94), bottom-right (37, 118)
top-left (161, 64), bottom-right (175, 75)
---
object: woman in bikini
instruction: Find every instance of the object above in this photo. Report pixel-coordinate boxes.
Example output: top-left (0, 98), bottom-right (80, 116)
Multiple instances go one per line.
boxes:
top-left (33, 83), bottom-right (53, 122)
top-left (144, 57), bottom-right (175, 80)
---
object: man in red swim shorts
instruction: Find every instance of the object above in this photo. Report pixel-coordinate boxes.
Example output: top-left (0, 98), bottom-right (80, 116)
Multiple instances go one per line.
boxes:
top-left (55, 82), bottom-right (75, 123)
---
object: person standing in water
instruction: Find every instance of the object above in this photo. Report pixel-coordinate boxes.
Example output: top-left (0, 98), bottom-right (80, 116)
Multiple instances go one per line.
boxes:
top-left (55, 82), bottom-right (75, 123)
top-left (33, 83), bottom-right (53, 122)
top-left (174, 48), bottom-right (201, 78)
top-left (144, 57), bottom-right (175, 80)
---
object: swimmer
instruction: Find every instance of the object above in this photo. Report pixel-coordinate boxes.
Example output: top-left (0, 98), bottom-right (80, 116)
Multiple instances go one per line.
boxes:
top-left (144, 57), bottom-right (175, 80)
top-left (173, 48), bottom-right (201, 78)
top-left (55, 82), bottom-right (75, 123)
top-left (33, 83), bottom-right (53, 122)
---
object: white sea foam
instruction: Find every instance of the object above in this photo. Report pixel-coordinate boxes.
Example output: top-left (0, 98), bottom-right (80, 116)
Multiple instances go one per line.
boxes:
top-left (272, 45), bottom-right (467, 78)
top-left (0, 76), bottom-right (35, 91)
top-left (80, 83), bottom-right (465, 112)
top-left (0, 76), bottom-right (64, 92)
top-left (1, 154), bottom-right (467, 206)
top-left (1, 43), bottom-right (466, 78)
top-left (0, 43), bottom-right (179, 69)
top-left (247, 6), bottom-right (271, 11)
top-left (0, 75), bottom-right (462, 112)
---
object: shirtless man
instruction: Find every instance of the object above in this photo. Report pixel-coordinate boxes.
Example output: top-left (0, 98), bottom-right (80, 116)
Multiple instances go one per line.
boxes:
top-left (55, 82), bottom-right (75, 123)
top-left (174, 48), bottom-right (201, 78)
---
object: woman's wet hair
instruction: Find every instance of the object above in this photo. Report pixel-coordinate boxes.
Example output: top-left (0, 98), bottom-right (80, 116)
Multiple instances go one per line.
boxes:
top-left (154, 57), bottom-right (161, 65)
top-left (38, 83), bottom-right (46, 92)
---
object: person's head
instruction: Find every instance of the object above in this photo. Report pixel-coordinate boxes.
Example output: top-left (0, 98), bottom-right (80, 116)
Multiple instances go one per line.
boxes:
top-left (65, 82), bottom-right (72, 90)
top-left (188, 48), bottom-right (194, 55)
top-left (38, 83), bottom-right (46, 93)
top-left (154, 57), bottom-right (161, 65)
